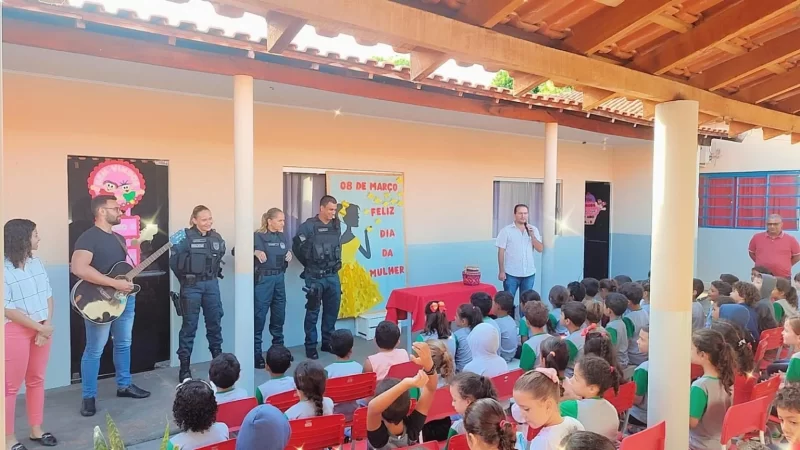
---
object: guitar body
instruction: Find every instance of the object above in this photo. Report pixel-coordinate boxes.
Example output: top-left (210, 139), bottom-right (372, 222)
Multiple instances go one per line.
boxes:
top-left (71, 262), bottom-right (142, 324)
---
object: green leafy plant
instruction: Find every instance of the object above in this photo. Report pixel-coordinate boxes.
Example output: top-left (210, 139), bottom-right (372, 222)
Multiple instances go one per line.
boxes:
top-left (371, 55), bottom-right (411, 67)
top-left (92, 414), bottom-right (172, 450)
top-left (160, 419), bottom-right (170, 450)
top-left (490, 70), bottom-right (573, 95)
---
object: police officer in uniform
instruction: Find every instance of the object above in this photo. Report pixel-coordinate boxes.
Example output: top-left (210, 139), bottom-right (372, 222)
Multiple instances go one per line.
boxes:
top-left (293, 195), bottom-right (342, 359)
top-left (253, 208), bottom-right (292, 368)
top-left (170, 205), bottom-right (226, 381)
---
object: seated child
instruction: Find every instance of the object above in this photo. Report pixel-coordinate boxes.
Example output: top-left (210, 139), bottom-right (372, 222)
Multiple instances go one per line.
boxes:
top-left (692, 278), bottom-right (707, 331)
top-left (732, 281), bottom-right (775, 342)
top-left (582, 331), bottom-right (624, 381)
top-left (168, 379), bottom-right (229, 450)
top-left (365, 321), bottom-right (410, 381)
top-left (773, 277), bottom-right (799, 324)
top-left (584, 302), bottom-right (607, 336)
top-left (560, 356), bottom-right (621, 442)
top-left (493, 291), bottom-right (519, 362)
top-left (366, 342), bottom-right (438, 450)
top-left (464, 323), bottom-right (508, 377)
top-left (581, 278), bottom-right (600, 303)
top-left (710, 320), bottom-right (755, 379)
top-left (448, 372), bottom-right (498, 440)
top-left (539, 337), bottom-right (570, 384)
top-left (549, 286), bottom-right (570, 335)
top-left (621, 282), bottom-right (649, 369)
top-left (471, 292), bottom-right (501, 337)
top-left (209, 353), bottom-right (249, 404)
top-left (325, 329), bottom-right (363, 378)
top-left (421, 340), bottom-right (457, 442)
top-left (235, 405), bottom-right (290, 450)
top-left (776, 384), bottom-right (800, 446)
top-left (707, 280), bottom-right (733, 327)
top-left (454, 304), bottom-right (482, 372)
top-left (463, 398), bottom-right (516, 450)
top-left (614, 275), bottom-right (632, 285)
top-left (769, 316), bottom-right (800, 380)
top-left (795, 272), bottom-right (800, 291)
top-left (629, 326), bottom-right (650, 428)
top-left (285, 360), bottom-right (334, 419)
top-left (689, 329), bottom-right (734, 450)
top-left (567, 281), bottom-right (586, 304)
top-left (562, 302), bottom-right (588, 377)
top-left (598, 279), bottom-right (616, 301)
top-left (416, 300), bottom-right (457, 357)
top-left (720, 273), bottom-right (739, 285)
top-left (560, 431), bottom-right (615, 450)
top-left (518, 289), bottom-right (542, 344)
top-left (513, 368), bottom-right (584, 450)
top-left (519, 301), bottom-right (554, 371)
top-left (641, 280), bottom-right (651, 314)
top-left (603, 293), bottom-right (631, 367)
top-left (256, 345), bottom-right (296, 404)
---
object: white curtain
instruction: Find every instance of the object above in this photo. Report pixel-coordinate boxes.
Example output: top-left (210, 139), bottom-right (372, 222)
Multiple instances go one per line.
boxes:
top-left (492, 181), bottom-right (560, 237)
top-left (283, 173), bottom-right (327, 239)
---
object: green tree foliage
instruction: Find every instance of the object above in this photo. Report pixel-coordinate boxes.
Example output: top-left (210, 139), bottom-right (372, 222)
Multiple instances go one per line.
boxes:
top-left (491, 70), bottom-right (514, 89)
top-left (371, 55), bottom-right (411, 67)
top-left (490, 70), bottom-right (572, 95)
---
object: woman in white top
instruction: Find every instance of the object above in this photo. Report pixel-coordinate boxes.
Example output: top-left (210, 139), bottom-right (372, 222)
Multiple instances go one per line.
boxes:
top-left (4, 219), bottom-right (57, 450)
top-left (464, 323), bottom-right (508, 378)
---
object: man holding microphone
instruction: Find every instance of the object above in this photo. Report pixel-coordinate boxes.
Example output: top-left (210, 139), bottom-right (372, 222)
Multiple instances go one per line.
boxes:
top-left (496, 204), bottom-right (543, 298)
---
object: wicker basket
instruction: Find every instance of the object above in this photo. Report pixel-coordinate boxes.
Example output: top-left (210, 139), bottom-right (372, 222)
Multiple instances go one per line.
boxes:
top-left (462, 266), bottom-right (481, 286)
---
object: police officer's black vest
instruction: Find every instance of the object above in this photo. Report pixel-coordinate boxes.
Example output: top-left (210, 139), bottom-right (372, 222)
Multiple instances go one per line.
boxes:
top-left (256, 231), bottom-right (289, 272)
top-left (308, 219), bottom-right (342, 272)
top-left (177, 227), bottom-right (224, 278)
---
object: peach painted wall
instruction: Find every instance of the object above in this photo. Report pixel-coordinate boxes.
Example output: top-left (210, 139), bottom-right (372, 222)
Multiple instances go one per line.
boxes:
top-left (4, 73), bottom-right (615, 387)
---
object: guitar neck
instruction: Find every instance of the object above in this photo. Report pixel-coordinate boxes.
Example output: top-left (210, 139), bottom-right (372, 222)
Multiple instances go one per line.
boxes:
top-left (126, 242), bottom-right (173, 279)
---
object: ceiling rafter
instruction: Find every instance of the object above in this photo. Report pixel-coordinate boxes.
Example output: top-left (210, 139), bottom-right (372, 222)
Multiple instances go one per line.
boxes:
top-left (456, 0), bottom-right (526, 29)
top-left (265, 10), bottom-right (305, 53)
top-left (629, 0), bottom-right (800, 75)
top-left (410, 48), bottom-right (448, 81)
top-left (733, 68), bottom-right (800, 104)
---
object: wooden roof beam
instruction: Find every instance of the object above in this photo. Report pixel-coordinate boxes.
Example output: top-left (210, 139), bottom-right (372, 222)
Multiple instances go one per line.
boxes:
top-left (762, 127), bottom-right (787, 140)
top-left (793, 133), bottom-right (800, 145)
top-left (691, 29), bottom-right (800, 91)
top-left (410, 48), bottom-right (448, 81)
top-left (630, 0), bottom-right (800, 75)
top-left (265, 10), bottom-right (306, 54)
top-left (728, 121), bottom-right (757, 138)
top-left (641, 100), bottom-right (657, 120)
top-left (509, 72), bottom-right (547, 97)
top-left (456, 0), bottom-right (526, 28)
top-left (238, 0), bottom-right (800, 133)
top-left (777, 95), bottom-right (800, 114)
top-left (733, 68), bottom-right (800, 104)
top-left (564, 0), bottom-right (677, 55)
top-left (581, 87), bottom-right (621, 111)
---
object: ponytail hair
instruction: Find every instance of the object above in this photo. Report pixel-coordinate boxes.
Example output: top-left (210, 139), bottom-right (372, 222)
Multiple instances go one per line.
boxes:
top-left (575, 354), bottom-right (621, 396)
top-left (710, 319), bottom-right (755, 376)
top-left (293, 360), bottom-right (327, 416)
top-left (584, 331), bottom-right (624, 378)
top-left (464, 398), bottom-right (516, 450)
top-left (257, 208), bottom-right (283, 233)
top-left (427, 339), bottom-right (455, 383)
top-left (189, 205), bottom-right (211, 227)
top-left (457, 303), bottom-right (483, 330)
top-left (451, 372), bottom-right (498, 402)
top-left (692, 329), bottom-right (736, 395)
top-left (777, 277), bottom-right (799, 308)
top-left (540, 336), bottom-right (569, 375)
top-left (424, 301), bottom-right (451, 339)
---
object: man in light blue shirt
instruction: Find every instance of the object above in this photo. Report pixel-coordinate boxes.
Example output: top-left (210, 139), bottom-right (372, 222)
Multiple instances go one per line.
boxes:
top-left (496, 204), bottom-right (543, 299)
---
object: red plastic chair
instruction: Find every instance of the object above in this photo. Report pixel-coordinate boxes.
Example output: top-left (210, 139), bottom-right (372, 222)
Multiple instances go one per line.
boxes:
top-left (754, 339), bottom-right (770, 374)
top-left (286, 414), bottom-right (346, 450)
top-left (758, 327), bottom-right (785, 370)
top-left (425, 386), bottom-right (455, 422)
top-left (603, 381), bottom-right (636, 431)
top-left (733, 374), bottom-right (757, 405)
top-left (386, 361), bottom-right (422, 380)
top-left (197, 439), bottom-right (237, 450)
top-left (327, 372), bottom-right (377, 403)
top-left (619, 421), bottom-right (665, 450)
top-left (350, 401), bottom-right (417, 450)
top-left (720, 395), bottom-right (773, 450)
top-left (394, 442), bottom-right (439, 450)
top-left (447, 434), bottom-right (468, 450)
top-left (751, 375), bottom-right (781, 401)
top-left (691, 364), bottom-right (705, 381)
top-left (216, 397), bottom-right (257, 433)
top-left (490, 369), bottom-right (524, 402)
top-left (266, 390), bottom-right (300, 412)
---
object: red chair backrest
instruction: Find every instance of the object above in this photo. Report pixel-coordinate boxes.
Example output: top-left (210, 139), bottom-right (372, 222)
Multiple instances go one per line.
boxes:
top-left (327, 372), bottom-right (377, 403)
top-left (760, 327), bottom-right (784, 352)
top-left (425, 386), bottom-right (455, 422)
top-left (448, 434), bottom-right (469, 450)
top-left (720, 395), bottom-right (773, 446)
top-left (620, 421), bottom-right (666, 450)
top-left (490, 369), bottom-right (524, 401)
top-left (216, 397), bottom-right (257, 433)
top-left (386, 361), bottom-right (422, 380)
top-left (691, 364), bottom-right (704, 381)
top-left (751, 375), bottom-right (781, 401)
top-left (754, 339), bottom-right (770, 364)
top-left (197, 438), bottom-right (237, 450)
top-left (266, 390), bottom-right (300, 412)
top-left (733, 374), bottom-right (757, 405)
top-left (603, 381), bottom-right (636, 414)
top-left (286, 414), bottom-right (346, 450)
top-left (394, 442), bottom-right (440, 450)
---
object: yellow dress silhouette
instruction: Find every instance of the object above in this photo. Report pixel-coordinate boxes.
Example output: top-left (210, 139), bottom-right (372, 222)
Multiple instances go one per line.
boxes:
top-left (339, 236), bottom-right (383, 318)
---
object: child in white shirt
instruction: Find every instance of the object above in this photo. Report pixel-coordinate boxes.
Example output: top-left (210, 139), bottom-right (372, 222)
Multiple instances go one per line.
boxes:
top-left (209, 353), bottom-right (249, 405)
top-left (513, 368), bottom-right (583, 450)
top-left (284, 360), bottom-right (334, 420)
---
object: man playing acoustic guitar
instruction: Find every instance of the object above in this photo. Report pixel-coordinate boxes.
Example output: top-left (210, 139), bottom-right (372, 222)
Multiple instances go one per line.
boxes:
top-left (70, 194), bottom-right (150, 417)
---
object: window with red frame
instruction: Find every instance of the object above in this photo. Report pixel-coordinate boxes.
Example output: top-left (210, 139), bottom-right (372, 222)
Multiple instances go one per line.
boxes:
top-left (698, 173), bottom-right (800, 230)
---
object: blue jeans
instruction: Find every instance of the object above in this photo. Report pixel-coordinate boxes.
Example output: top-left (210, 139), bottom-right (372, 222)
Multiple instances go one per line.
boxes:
top-left (304, 274), bottom-right (341, 350)
top-left (503, 273), bottom-right (536, 299)
top-left (254, 273), bottom-right (287, 355)
top-left (177, 279), bottom-right (224, 361)
top-left (81, 295), bottom-right (135, 399)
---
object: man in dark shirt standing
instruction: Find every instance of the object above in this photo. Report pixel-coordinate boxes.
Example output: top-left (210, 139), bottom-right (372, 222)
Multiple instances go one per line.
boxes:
top-left (71, 195), bottom-right (150, 417)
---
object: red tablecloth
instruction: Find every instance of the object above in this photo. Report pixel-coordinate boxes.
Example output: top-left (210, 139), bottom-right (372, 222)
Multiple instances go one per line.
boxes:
top-left (385, 282), bottom-right (498, 332)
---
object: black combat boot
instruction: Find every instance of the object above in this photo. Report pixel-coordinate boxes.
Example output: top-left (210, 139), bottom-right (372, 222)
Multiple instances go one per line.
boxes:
top-left (255, 353), bottom-right (266, 369)
top-left (211, 348), bottom-right (222, 359)
top-left (178, 359), bottom-right (192, 382)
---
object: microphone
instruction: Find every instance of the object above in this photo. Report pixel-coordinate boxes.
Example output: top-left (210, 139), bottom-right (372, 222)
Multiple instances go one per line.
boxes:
top-left (523, 221), bottom-right (531, 237)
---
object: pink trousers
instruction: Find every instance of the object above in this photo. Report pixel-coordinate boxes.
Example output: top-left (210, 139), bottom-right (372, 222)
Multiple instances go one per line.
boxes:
top-left (5, 321), bottom-right (51, 434)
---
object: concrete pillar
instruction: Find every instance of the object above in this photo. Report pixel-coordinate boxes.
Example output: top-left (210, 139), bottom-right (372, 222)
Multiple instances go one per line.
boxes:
top-left (649, 100), bottom-right (698, 449)
top-left (233, 75), bottom-right (255, 393)
top-left (1, 6), bottom-right (6, 438)
top-left (541, 122), bottom-right (558, 294)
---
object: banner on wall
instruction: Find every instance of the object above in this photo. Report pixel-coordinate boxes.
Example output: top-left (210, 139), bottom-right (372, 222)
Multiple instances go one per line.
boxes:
top-left (585, 192), bottom-right (608, 226)
top-left (326, 171), bottom-right (407, 318)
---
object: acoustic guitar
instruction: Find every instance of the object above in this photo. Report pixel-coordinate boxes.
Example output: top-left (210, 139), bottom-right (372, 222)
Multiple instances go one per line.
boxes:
top-left (71, 230), bottom-right (186, 324)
